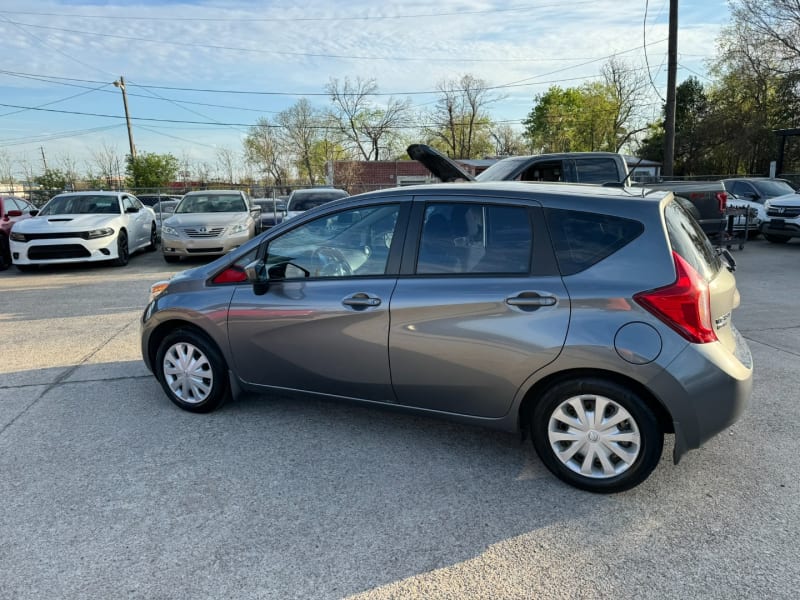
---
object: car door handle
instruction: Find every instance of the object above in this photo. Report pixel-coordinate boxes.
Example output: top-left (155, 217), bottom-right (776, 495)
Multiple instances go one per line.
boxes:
top-left (342, 293), bottom-right (382, 309)
top-left (506, 293), bottom-right (557, 311)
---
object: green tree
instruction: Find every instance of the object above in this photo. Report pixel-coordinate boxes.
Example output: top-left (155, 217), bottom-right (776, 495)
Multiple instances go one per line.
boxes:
top-left (36, 168), bottom-right (69, 191)
top-left (126, 152), bottom-right (179, 188)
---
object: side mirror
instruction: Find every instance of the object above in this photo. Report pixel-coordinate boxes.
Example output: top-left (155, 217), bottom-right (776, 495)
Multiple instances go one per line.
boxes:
top-left (125, 206), bottom-right (140, 213)
top-left (245, 259), bottom-right (270, 296)
top-left (30, 209), bottom-right (39, 216)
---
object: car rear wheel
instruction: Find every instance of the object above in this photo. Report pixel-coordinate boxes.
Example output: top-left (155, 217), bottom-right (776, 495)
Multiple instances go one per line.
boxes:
top-left (155, 329), bottom-right (230, 413)
top-left (113, 230), bottom-right (129, 266)
top-left (531, 378), bottom-right (663, 493)
top-left (764, 233), bottom-right (791, 244)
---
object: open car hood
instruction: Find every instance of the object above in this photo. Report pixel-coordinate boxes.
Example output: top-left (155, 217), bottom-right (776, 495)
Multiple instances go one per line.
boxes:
top-left (407, 144), bottom-right (476, 183)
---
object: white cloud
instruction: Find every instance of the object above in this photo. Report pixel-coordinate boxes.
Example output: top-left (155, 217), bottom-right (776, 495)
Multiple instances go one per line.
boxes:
top-left (0, 0), bottom-right (731, 167)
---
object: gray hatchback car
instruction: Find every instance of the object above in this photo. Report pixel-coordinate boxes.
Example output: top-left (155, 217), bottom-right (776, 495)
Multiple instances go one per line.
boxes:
top-left (141, 182), bottom-right (752, 493)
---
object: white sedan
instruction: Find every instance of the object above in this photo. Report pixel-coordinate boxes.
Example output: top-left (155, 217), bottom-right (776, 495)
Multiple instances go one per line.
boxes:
top-left (10, 191), bottom-right (157, 271)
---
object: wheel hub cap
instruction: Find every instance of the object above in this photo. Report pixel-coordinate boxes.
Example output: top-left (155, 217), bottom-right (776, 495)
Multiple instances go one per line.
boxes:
top-left (547, 394), bottom-right (641, 479)
top-left (163, 342), bottom-right (213, 404)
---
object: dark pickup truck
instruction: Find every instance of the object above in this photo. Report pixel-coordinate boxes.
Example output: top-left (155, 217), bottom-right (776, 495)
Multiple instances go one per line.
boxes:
top-left (407, 144), bottom-right (727, 238)
top-left (639, 181), bottom-right (728, 238)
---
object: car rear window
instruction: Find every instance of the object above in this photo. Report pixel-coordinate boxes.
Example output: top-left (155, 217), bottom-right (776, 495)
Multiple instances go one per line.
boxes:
top-left (664, 199), bottom-right (721, 280)
top-left (545, 208), bottom-right (644, 275)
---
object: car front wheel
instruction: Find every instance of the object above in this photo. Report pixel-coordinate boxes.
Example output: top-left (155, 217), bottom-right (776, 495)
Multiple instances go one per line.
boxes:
top-left (146, 224), bottom-right (157, 251)
top-left (155, 329), bottom-right (231, 413)
top-left (531, 378), bottom-right (663, 493)
top-left (113, 230), bottom-right (129, 266)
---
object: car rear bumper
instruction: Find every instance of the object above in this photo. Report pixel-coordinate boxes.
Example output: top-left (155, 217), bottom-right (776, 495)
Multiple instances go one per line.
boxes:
top-left (649, 325), bottom-right (753, 463)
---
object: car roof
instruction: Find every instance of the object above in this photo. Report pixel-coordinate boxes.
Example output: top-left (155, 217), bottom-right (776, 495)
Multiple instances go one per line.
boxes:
top-left (183, 190), bottom-right (243, 196)
top-left (357, 180), bottom-right (667, 200)
top-left (52, 191), bottom-right (121, 197)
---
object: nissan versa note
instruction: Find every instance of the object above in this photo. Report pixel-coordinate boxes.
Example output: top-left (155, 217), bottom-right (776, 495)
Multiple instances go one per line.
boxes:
top-left (141, 182), bottom-right (753, 493)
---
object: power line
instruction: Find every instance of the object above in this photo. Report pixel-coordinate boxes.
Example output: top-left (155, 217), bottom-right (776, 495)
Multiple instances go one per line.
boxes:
top-left (0, 124), bottom-right (124, 146)
top-left (4, 18), bottom-right (668, 64)
top-left (0, 81), bottom-right (113, 117)
top-left (0, 3), bottom-right (594, 23)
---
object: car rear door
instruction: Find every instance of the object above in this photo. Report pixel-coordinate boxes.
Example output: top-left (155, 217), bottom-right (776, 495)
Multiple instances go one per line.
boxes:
top-left (388, 195), bottom-right (570, 419)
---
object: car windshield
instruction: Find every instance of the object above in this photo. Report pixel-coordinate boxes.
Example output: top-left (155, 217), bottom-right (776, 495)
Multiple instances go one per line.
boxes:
top-left (288, 190), bottom-right (347, 212)
top-left (752, 180), bottom-right (796, 198)
top-left (38, 195), bottom-right (120, 216)
top-left (153, 202), bottom-right (177, 214)
top-left (475, 157), bottom-right (531, 181)
top-left (175, 194), bottom-right (246, 214)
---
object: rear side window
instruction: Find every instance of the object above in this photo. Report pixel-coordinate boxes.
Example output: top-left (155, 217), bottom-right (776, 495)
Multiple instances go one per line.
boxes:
top-left (417, 203), bottom-right (532, 274)
top-left (546, 208), bottom-right (644, 275)
top-left (664, 200), bottom-right (721, 280)
top-left (574, 158), bottom-right (622, 184)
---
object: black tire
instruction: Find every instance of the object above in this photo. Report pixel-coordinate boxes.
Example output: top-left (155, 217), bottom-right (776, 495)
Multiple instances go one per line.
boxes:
top-left (0, 235), bottom-right (10, 271)
top-left (155, 328), bottom-right (231, 413)
top-left (113, 230), bottom-right (129, 266)
top-left (764, 233), bottom-right (791, 244)
top-left (531, 378), bottom-right (663, 493)
top-left (146, 223), bottom-right (158, 252)
top-left (163, 254), bottom-right (179, 263)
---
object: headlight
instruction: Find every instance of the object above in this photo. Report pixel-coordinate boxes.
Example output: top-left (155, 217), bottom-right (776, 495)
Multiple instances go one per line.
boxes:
top-left (9, 231), bottom-right (26, 242)
top-left (85, 227), bottom-right (114, 239)
top-left (229, 223), bottom-right (247, 234)
top-left (162, 225), bottom-right (178, 236)
top-left (149, 280), bottom-right (170, 303)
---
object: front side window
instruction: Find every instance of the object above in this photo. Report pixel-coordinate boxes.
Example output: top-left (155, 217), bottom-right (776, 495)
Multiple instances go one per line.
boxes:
top-left (266, 204), bottom-right (400, 279)
top-left (417, 203), bottom-right (532, 274)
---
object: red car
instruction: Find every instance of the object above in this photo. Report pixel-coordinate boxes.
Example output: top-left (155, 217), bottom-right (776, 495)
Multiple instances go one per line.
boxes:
top-left (0, 196), bottom-right (35, 270)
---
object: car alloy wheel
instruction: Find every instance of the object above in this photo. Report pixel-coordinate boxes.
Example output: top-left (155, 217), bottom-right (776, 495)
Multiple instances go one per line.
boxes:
top-left (155, 329), bottom-right (230, 413)
top-left (113, 230), bottom-right (129, 266)
top-left (531, 378), bottom-right (662, 493)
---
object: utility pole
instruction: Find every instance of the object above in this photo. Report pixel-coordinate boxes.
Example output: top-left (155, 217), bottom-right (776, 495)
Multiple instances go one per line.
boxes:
top-left (39, 146), bottom-right (48, 171)
top-left (114, 76), bottom-right (137, 160)
top-left (663, 0), bottom-right (678, 177)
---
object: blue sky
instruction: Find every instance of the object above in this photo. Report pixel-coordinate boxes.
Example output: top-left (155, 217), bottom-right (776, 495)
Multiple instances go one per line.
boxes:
top-left (0, 0), bottom-right (732, 176)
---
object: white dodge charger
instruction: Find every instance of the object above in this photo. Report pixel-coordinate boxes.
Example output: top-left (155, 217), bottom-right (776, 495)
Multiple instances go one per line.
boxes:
top-left (10, 191), bottom-right (157, 271)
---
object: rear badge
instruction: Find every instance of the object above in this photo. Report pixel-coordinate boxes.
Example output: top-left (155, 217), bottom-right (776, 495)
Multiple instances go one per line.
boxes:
top-left (715, 312), bottom-right (731, 329)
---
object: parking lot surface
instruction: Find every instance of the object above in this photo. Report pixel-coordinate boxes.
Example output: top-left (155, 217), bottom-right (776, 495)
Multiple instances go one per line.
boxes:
top-left (1, 241), bottom-right (799, 599)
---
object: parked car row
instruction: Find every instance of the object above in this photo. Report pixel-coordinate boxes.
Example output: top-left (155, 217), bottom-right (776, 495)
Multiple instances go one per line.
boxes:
top-left (1, 187), bottom-right (352, 270)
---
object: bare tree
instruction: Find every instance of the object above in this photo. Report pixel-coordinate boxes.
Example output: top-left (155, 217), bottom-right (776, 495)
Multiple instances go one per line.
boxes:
top-left (215, 146), bottom-right (239, 185)
top-left (58, 154), bottom-right (80, 190)
top-left (243, 117), bottom-right (291, 187)
top-left (426, 74), bottom-right (502, 159)
top-left (0, 150), bottom-right (16, 193)
top-left (731, 0), bottom-right (800, 72)
top-left (90, 142), bottom-right (122, 188)
top-left (326, 77), bottom-right (411, 161)
top-left (601, 57), bottom-right (650, 152)
top-left (489, 124), bottom-right (526, 156)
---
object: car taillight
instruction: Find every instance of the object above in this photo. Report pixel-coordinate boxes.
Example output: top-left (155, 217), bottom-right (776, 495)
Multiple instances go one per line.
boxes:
top-left (633, 251), bottom-right (717, 344)
top-left (716, 192), bottom-right (727, 213)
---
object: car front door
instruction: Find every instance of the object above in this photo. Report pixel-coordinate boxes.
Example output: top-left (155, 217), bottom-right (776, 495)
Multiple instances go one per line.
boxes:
top-left (121, 195), bottom-right (148, 246)
top-left (227, 201), bottom-right (408, 402)
top-left (388, 197), bottom-right (570, 419)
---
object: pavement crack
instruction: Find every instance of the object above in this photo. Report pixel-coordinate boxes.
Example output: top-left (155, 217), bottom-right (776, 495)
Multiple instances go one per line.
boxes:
top-left (741, 333), bottom-right (800, 358)
top-left (0, 317), bottom-right (140, 439)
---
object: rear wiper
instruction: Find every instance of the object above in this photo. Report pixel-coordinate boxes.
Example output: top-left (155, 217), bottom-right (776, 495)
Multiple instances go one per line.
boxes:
top-left (717, 247), bottom-right (736, 272)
